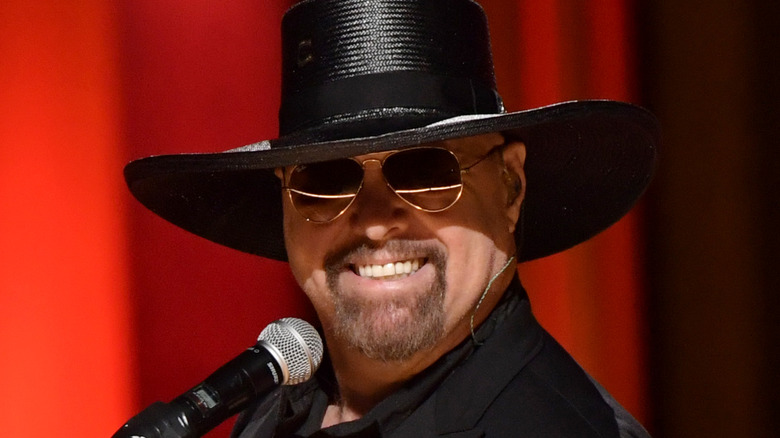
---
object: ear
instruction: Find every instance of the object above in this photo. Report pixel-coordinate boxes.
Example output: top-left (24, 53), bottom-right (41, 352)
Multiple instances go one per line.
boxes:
top-left (501, 141), bottom-right (526, 234)
top-left (274, 167), bottom-right (284, 181)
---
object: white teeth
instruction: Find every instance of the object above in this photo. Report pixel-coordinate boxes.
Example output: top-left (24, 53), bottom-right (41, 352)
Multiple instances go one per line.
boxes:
top-left (355, 258), bottom-right (425, 279)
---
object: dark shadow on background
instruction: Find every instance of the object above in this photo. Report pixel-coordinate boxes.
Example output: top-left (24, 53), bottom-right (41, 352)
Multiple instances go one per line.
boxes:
top-left (637, 1), bottom-right (779, 436)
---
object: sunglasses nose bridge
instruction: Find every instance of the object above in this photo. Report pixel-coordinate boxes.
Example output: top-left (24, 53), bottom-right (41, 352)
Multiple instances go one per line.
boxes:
top-left (358, 158), bottom-right (386, 186)
top-left (349, 158), bottom-right (410, 211)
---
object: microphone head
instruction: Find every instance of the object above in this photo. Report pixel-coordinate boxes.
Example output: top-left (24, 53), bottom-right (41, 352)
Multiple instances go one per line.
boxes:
top-left (258, 318), bottom-right (324, 385)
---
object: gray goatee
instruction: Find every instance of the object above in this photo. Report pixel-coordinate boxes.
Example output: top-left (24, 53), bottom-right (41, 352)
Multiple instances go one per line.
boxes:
top-left (325, 240), bottom-right (447, 362)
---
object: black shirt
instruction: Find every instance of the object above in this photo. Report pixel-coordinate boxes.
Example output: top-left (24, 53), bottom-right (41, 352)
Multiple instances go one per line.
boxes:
top-left (232, 277), bottom-right (650, 437)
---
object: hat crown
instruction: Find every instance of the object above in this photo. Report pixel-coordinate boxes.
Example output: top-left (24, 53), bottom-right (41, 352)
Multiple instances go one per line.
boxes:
top-left (278, 0), bottom-right (503, 139)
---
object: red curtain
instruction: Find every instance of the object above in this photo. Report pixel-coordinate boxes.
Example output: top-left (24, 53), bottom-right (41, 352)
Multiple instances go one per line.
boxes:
top-left (483, 0), bottom-right (649, 423)
top-left (119, 1), bottom-right (307, 436)
top-left (0, 1), bottom-right (134, 436)
top-left (0, 1), bottom-right (648, 436)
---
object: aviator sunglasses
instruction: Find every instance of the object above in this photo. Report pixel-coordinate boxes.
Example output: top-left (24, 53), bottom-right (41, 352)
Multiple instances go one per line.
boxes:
top-left (282, 146), bottom-right (501, 223)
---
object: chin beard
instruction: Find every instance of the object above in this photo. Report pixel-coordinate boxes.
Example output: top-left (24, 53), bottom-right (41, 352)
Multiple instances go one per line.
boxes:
top-left (325, 240), bottom-right (447, 362)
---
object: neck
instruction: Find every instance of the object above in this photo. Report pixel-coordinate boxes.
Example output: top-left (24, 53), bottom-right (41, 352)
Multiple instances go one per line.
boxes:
top-left (321, 332), bottom-right (445, 426)
top-left (320, 268), bottom-right (517, 428)
top-left (317, 349), bottom-right (409, 426)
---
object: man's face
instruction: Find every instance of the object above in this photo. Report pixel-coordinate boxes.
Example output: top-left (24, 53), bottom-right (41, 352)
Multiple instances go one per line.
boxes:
top-left (279, 133), bottom-right (526, 363)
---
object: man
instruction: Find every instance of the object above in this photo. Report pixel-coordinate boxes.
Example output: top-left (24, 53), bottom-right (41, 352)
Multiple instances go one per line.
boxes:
top-left (125, 0), bottom-right (658, 436)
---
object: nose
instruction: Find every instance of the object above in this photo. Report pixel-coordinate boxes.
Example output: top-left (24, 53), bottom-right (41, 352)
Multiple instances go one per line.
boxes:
top-left (346, 160), bottom-right (410, 241)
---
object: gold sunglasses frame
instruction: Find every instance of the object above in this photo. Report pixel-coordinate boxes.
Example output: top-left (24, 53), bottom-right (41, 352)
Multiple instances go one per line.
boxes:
top-left (282, 146), bottom-right (502, 223)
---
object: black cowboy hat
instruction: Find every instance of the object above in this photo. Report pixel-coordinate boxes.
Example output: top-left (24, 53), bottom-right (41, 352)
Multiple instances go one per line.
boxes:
top-left (125, 0), bottom-right (659, 262)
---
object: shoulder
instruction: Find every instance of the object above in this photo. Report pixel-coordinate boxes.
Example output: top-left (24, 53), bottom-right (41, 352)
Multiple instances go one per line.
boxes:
top-left (473, 330), bottom-right (626, 437)
top-left (416, 298), bottom-right (650, 437)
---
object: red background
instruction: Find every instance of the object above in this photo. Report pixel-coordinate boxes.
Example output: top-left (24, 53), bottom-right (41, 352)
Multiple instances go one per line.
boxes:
top-left (5, 0), bottom-right (777, 437)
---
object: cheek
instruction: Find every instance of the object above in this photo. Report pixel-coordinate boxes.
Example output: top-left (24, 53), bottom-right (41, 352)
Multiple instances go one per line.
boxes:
top-left (450, 183), bottom-right (511, 248)
top-left (433, 188), bottom-right (514, 314)
top-left (282, 207), bottom-right (329, 292)
top-left (473, 184), bottom-right (510, 229)
top-left (282, 208), bottom-right (350, 327)
top-left (284, 221), bottom-right (335, 318)
top-left (437, 227), bottom-right (499, 306)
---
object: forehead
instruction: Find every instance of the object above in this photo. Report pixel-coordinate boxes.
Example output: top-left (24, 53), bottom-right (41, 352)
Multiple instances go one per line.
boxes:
top-left (353, 132), bottom-right (505, 161)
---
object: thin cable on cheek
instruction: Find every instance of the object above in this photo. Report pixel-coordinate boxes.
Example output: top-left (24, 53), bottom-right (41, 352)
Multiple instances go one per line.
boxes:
top-left (469, 254), bottom-right (516, 346)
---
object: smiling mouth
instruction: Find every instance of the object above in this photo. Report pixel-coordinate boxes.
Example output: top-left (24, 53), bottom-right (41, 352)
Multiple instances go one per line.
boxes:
top-left (352, 258), bottom-right (426, 280)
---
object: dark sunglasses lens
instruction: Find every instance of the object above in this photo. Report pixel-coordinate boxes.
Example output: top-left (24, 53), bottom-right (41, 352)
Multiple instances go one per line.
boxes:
top-left (288, 159), bottom-right (363, 222)
top-left (383, 148), bottom-right (463, 211)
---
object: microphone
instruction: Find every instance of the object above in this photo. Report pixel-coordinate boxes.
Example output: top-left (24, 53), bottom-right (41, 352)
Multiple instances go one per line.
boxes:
top-left (112, 317), bottom-right (324, 438)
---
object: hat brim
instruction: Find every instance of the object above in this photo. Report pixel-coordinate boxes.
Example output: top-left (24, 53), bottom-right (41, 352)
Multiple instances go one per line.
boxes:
top-left (125, 100), bottom-right (659, 262)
